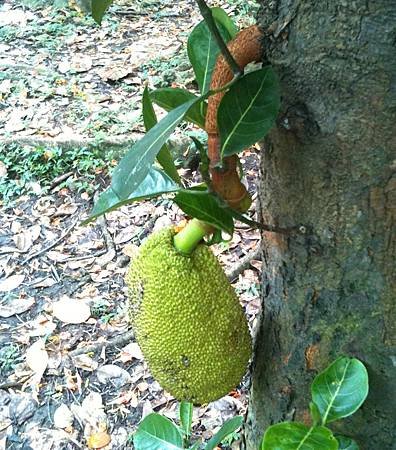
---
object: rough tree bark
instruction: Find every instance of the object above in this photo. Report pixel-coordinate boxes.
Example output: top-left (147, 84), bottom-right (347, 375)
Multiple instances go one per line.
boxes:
top-left (246, 1), bottom-right (396, 448)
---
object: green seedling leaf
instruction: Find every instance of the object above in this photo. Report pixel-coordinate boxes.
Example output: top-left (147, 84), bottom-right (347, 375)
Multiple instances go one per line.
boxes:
top-left (218, 67), bottom-right (280, 157)
top-left (151, 88), bottom-right (207, 129)
top-left (134, 413), bottom-right (184, 450)
top-left (311, 357), bottom-right (369, 424)
top-left (91, 0), bottom-right (113, 24)
top-left (204, 416), bottom-right (243, 450)
top-left (142, 87), bottom-right (181, 184)
top-left (187, 7), bottom-right (236, 94)
top-left (179, 401), bottom-right (193, 443)
top-left (110, 97), bottom-right (199, 201)
top-left (174, 190), bottom-right (234, 235)
top-left (336, 435), bottom-right (360, 450)
top-left (84, 167), bottom-right (179, 222)
top-left (261, 423), bottom-right (338, 450)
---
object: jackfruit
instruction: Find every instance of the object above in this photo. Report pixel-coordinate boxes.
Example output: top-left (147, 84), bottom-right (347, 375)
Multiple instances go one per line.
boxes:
top-left (126, 227), bottom-right (251, 405)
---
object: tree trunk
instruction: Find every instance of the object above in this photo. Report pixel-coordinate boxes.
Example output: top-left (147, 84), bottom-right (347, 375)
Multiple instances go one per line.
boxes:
top-left (246, 1), bottom-right (396, 448)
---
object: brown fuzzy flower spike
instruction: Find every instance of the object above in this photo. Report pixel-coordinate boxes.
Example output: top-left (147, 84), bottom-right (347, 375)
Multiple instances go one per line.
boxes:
top-left (205, 25), bottom-right (263, 211)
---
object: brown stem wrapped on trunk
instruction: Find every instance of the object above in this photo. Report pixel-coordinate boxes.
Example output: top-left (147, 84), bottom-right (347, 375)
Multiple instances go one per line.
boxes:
top-left (205, 25), bottom-right (263, 211)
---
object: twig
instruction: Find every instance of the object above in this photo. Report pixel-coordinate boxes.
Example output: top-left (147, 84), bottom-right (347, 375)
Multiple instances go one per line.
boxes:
top-left (0, 375), bottom-right (32, 391)
top-left (69, 274), bottom-right (92, 295)
top-left (113, 9), bottom-right (148, 16)
top-left (49, 171), bottom-right (74, 191)
top-left (226, 247), bottom-right (261, 282)
top-left (0, 133), bottom-right (143, 149)
top-left (68, 330), bottom-right (135, 357)
top-left (94, 192), bottom-right (115, 254)
top-left (195, 0), bottom-right (243, 77)
top-left (60, 250), bottom-right (106, 263)
top-left (21, 219), bottom-right (79, 265)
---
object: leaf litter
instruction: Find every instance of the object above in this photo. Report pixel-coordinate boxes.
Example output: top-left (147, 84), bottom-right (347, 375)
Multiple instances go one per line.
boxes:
top-left (0, 0), bottom-right (261, 448)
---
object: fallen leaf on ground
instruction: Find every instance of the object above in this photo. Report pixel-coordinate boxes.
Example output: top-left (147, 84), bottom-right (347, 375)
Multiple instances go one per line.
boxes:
top-left (29, 277), bottom-right (57, 289)
top-left (71, 54), bottom-right (92, 73)
top-left (116, 342), bottom-right (143, 363)
top-left (114, 225), bottom-right (138, 245)
top-left (122, 243), bottom-right (139, 258)
top-left (249, 259), bottom-right (262, 271)
top-left (0, 296), bottom-right (34, 318)
top-left (72, 354), bottom-right (99, 372)
top-left (99, 64), bottom-right (132, 81)
top-left (0, 274), bottom-right (25, 292)
top-left (53, 403), bottom-right (74, 429)
top-left (94, 250), bottom-right (116, 268)
top-left (0, 161), bottom-right (7, 178)
top-left (52, 297), bottom-right (91, 324)
top-left (87, 431), bottom-right (111, 449)
top-left (26, 339), bottom-right (48, 381)
top-left (96, 364), bottom-right (131, 388)
top-left (27, 315), bottom-right (56, 337)
top-left (82, 392), bottom-right (103, 412)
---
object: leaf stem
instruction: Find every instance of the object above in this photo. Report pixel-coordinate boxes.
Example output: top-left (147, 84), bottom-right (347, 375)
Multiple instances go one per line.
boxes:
top-left (194, 0), bottom-right (243, 78)
top-left (173, 219), bottom-right (213, 255)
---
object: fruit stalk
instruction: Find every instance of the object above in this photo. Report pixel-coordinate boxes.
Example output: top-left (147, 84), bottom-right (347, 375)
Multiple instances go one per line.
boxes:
top-left (173, 219), bottom-right (214, 255)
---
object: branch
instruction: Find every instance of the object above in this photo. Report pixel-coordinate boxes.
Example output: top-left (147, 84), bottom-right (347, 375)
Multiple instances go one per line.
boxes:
top-left (195, 0), bottom-right (242, 77)
top-left (68, 330), bottom-right (135, 357)
top-left (225, 247), bottom-right (261, 281)
top-left (21, 219), bottom-right (79, 265)
top-left (0, 133), bottom-right (143, 149)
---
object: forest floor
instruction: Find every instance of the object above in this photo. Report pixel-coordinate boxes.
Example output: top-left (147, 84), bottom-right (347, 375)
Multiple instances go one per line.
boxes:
top-left (0, 1), bottom-right (262, 449)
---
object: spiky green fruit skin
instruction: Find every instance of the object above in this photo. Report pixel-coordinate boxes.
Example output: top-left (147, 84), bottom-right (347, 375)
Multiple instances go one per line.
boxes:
top-left (126, 227), bottom-right (251, 405)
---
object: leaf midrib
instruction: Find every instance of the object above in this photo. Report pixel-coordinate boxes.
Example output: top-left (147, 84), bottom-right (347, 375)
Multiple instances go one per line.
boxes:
top-left (321, 360), bottom-right (351, 424)
top-left (220, 73), bottom-right (268, 156)
top-left (139, 429), bottom-right (183, 450)
top-left (296, 426), bottom-right (314, 450)
top-left (202, 32), bottom-right (212, 94)
top-left (122, 107), bottom-right (187, 190)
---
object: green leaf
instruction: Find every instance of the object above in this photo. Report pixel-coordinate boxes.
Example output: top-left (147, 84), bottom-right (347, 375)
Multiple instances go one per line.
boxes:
top-left (204, 416), bottom-right (243, 450)
top-left (190, 136), bottom-right (210, 184)
top-left (189, 443), bottom-right (201, 450)
top-left (134, 413), bottom-right (184, 450)
top-left (218, 67), bottom-right (280, 157)
top-left (111, 97), bottom-right (198, 200)
top-left (84, 167), bottom-right (179, 222)
top-left (261, 423), bottom-right (338, 450)
top-left (187, 7), bottom-right (236, 94)
top-left (309, 401), bottom-right (321, 425)
top-left (179, 402), bottom-right (193, 441)
top-left (225, 207), bottom-right (267, 230)
top-left (142, 86), bottom-right (181, 184)
top-left (336, 435), bottom-right (360, 450)
top-left (211, 7), bottom-right (238, 38)
top-left (311, 357), bottom-right (369, 424)
top-left (174, 190), bottom-right (234, 234)
top-left (151, 88), bottom-right (207, 129)
top-left (91, 0), bottom-right (113, 24)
